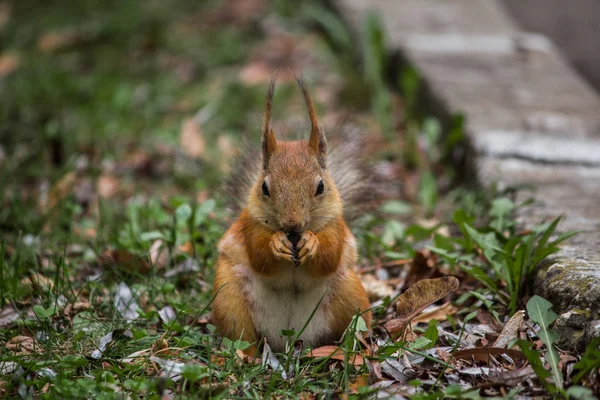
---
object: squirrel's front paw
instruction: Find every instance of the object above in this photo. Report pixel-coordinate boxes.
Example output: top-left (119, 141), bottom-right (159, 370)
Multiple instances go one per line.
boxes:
top-left (296, 231), bottom-right (318, 266)
top-left (270, 231), bottom-right (295, 263)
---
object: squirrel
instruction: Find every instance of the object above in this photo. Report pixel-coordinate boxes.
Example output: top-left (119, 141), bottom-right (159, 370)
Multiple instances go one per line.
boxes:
top-left (212, 74), bottom-right (379, 356)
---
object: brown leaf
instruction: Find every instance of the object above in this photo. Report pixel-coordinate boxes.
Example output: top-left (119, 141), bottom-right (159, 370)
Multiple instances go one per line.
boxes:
top-left (6, 335), bottom-right (38, 355)
top-left (100, 249), bottom-right (150, 274)
top-left (403, 249), bottom-right (441, 289)
top-left (436, 348), bottom-right (452, 363)
top-left (305, 346), bottom-right (364, 366)
top-left (178, 241), bottom-right (194, 256)
top-left (152, 337), bottom-right (170, 357)
top-left (21, 272), bottom-right (54, 292)
top-left (0, 52), bottom-right (19, 77)
top-left (493, 310), bottom-right (524, 348)
top-left (410, 302), bottom-right (457, 326)
top-left (179, 117), bottom-right (206, 159)
top-left (452, 347), bottom-right (525, 363)
top-left (45, 171), bottom-right (77, 212)
top-left (385, 277), bottom-right (459, 340)
top-left (349, 374), bottom-right (369, 393)
top-left (97, 174), bottom-right (120, 199)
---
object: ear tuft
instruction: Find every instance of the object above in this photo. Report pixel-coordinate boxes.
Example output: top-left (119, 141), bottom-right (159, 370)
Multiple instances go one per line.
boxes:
top-left (295, 73), bottom-right (327, 169)
top-left (262, 74), bottom-right (278, 169)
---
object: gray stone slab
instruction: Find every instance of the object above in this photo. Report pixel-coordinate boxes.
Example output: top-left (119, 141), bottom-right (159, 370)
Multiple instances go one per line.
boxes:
top-left (406, 50), bottom-right (600, 139)
top-left (334, 0), bottom-right (518, 40)
top-left (333, 0), bottom-right (600, 348)
top-left (478, 158), bottom-right (600, 233)
top-left (501, 0), bottom-right (600, 91)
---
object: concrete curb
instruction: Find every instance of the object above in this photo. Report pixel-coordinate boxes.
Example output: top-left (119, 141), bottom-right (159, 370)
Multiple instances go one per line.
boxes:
top-left (333, 0), bottom-right (600, 350)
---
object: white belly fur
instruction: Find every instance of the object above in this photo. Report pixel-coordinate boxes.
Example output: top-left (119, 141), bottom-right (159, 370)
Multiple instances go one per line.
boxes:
top-left (237, 263), bottom-right (334, 352)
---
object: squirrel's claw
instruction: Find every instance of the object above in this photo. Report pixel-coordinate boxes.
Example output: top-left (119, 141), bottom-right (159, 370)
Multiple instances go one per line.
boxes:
top-left (297, 231), bottom-right (318, 266)
top-left (270, 231), bottom-right (296, 263)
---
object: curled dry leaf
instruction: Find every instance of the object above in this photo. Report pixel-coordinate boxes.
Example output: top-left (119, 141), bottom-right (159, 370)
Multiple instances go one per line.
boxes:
top-left (305, 345), bottom-right (364, 367)
top-left (179, 117), bottom-right (206, 159)
top-left (385, 276), bottom-right (459, 340)
top-left (6, 335), bottom-right (38, 355)
top-left (21, 272), bottom-right (54, 292)
top-left (493, 310), bottom-right (525, 349)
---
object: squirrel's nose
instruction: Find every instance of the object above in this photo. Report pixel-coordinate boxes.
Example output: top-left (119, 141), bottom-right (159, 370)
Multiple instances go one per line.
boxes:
top-left (282, 222), bottom-right (301, 233)
top-left (282, 215), bottom-right (302, 233)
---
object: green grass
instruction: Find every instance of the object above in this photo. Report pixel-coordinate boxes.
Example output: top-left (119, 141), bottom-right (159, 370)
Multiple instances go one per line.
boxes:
top-left (1, 1), bottom-right (599, 398)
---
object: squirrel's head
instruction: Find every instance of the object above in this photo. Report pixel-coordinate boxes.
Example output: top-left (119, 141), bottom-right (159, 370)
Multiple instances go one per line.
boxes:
top-left (247, 74), bottom-right (342, 234)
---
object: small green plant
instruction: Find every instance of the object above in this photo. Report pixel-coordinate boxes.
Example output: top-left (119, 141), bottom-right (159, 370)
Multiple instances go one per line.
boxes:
top-left (430, 196), bottom-right (577, 315)
top-left (517, 296), bottom-right (596, 399)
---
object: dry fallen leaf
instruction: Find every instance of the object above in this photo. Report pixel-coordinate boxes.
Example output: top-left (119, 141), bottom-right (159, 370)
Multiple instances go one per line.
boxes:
top-left (305, 345), bottom-right (364, 367)
top-left (349, 374), bottom-right (370, 393)
top-left (6, 335), bottom-right (38, 355)
top-left (21, 272), bottom-right (54, 292)
top-left (178, 241), bottom-right (194, 256)
top-left (0, 305), bottom-right (20, 328)
top-left (0, 52), bottom-right (19, 77)
top-left (97, 174), bottom-right (120, 199)
top-left (385, 276), bottom-right (459, 340)
top-left (403, 249), bottom-right (441, 290)
top-left (410, 302), bottom-right (457, 326)
top-left (488, 365), bottom-right (536, 385)
top-left (493, 310), bottom-right (524, 349)
top-left (100, 249), bottom-right (150, 274)
top-left (179, 117), bottom-right (206, 159)
top-left (45, 171), bottom-right (77, 212)
top-left (452, 347), bottom-right (525, 363)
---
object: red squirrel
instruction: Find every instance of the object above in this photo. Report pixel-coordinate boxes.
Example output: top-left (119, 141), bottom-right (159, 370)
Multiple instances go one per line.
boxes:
top-left (212, 75), bottom-right (372, 355)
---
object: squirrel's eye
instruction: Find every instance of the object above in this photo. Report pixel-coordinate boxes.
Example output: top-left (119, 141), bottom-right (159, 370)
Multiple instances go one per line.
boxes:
top-left (262, 181), bottom-right (270, 197)
top-left (315, 180), bottom-right (325, 196)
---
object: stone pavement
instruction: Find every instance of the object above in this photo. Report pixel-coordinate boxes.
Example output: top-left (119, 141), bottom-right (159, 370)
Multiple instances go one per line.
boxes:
top-left (333, 0), bottom-right (600, 350)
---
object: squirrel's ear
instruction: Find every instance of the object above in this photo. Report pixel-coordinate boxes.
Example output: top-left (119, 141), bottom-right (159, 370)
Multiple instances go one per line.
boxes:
top-left (296, 74), bottom-right (327, 169)
top-left (262, 128), bottom-right (277, 170)
top-left (262, 75), bottom-right (278, 170)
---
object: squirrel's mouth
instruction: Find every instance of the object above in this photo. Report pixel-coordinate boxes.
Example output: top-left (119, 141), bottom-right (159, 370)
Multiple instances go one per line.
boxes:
top-left (286, 230), bottom-right (302, 249)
